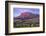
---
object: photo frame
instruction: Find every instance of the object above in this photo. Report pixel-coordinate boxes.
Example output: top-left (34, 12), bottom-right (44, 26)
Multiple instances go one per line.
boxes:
top-left (5, 1), bottom-right (45, 35)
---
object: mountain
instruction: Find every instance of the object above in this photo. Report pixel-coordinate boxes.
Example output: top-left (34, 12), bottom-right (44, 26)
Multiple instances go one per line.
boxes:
top-left (14, 12), bottom-right (39, 20)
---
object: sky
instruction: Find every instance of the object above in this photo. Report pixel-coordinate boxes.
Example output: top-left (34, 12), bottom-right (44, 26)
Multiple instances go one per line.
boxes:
top-left (13, 8), bottom-right (39, 17)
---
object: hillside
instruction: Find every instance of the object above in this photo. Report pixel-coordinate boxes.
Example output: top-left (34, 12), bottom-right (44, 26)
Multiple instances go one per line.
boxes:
top-left (14, 12), bottom-right (39, 28)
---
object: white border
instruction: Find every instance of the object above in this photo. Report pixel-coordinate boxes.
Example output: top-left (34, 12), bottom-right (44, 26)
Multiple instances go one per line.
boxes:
top-left (9, 3), bottom-right (43, 33)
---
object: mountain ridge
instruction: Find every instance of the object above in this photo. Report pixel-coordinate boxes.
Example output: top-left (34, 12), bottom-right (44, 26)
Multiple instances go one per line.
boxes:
top-left (14, 12), bottom-right (39, 20)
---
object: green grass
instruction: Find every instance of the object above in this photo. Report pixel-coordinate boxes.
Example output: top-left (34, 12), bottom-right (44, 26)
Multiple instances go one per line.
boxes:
top-left (14, 19), bottom-right (39, 28)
